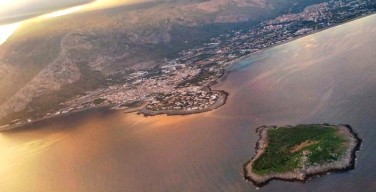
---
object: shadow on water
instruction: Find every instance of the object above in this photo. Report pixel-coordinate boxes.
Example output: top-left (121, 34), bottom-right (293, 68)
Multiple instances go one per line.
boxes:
top-left (1, 108), bottom-right (117, 134)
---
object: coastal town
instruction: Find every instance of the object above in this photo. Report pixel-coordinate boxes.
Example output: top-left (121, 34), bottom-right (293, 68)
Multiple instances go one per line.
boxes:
top-left (139, 90), bottom-right (227, 116)
top-left (1, 0), bottom-right (376, 129)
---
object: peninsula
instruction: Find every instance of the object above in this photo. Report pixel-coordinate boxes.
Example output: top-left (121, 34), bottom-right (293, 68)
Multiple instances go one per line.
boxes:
top-left (139, 90), bottom-right (227, 116)
top-left (244, 124), bottom-right (361, 187)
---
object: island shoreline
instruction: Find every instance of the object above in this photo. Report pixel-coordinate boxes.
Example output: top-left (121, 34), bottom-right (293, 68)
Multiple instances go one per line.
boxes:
top-left (243, 124), bottom-right (362, 187)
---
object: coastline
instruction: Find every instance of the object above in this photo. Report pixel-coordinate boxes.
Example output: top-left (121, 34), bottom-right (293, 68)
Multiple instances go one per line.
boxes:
top-left (222, 13), bottom-right (376, 71)
top-left (0, 105), bottom-right (112, 132)
top-left (111, 101), bottom-right (149, 113)
top-left (210, 13), bottom-right (376, 90)
top-left (138, 14), bottom-right (376, 118)
top-left (138, 90), bottom-right (228, 116)
top-left (243, 124), bottom-right (362, 187)
top-left (1, 14), bottom-right (375, 131)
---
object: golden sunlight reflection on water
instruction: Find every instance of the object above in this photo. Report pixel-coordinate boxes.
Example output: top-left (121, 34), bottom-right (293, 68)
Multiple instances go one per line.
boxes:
top-left (1, 14), bottom-right (376, 192)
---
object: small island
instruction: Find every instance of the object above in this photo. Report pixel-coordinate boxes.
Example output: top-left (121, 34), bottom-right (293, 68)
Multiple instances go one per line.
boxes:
top-left (244, 124), bottom-right (361, 187)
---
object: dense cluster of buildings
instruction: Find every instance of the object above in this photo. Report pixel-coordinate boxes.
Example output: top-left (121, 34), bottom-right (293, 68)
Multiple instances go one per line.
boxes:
top-left (178, 0), bottom-right (376, 68)
top-left (267, 3), bottom-right (330, 25)
top-left (145, 91), bottom-right (220, 111)
top-left (3, 0), bottom-right (375, 126)
top-left (32, 0), bottom-right (376, 117)
top-left (56, 67), bottom-right (203, 114)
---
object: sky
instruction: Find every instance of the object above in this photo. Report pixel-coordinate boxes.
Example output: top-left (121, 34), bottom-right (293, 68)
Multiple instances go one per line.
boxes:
top-left (0, 0), bottom-right (135, 45)
top-left (0, 0), bottom-right (95, 24)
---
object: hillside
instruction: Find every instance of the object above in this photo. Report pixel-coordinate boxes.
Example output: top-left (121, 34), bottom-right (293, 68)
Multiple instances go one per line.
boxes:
top-left (0, 0), bottom-right (330, 123)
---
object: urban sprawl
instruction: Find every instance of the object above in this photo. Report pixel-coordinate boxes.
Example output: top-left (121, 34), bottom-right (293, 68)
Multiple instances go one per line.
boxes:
top-left (3, 0), bottom-right (376, 128)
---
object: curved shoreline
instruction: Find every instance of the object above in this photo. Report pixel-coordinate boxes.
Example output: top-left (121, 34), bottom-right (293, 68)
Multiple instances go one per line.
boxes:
top-left (2, 14), bottom-right (375, 131)
top-left (138, 90), bottom-right (228, 116)
top-left (243, 124), bottom-right (362, 187)
top-left (0, 91), bottom-right (228, 131)
top-left (0, 105), bottom-right (113, 132)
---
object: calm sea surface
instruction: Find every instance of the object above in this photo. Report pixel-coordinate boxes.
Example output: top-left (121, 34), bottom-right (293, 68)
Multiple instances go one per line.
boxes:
top-left (1, 15), bottom-right (376, 192)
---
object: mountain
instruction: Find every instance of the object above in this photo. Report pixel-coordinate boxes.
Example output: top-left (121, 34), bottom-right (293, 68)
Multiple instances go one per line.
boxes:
top-left (0, 0), bottom-right (328, 123)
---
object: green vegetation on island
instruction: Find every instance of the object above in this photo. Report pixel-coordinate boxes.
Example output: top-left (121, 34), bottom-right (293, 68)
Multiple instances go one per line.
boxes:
top-left (252, 125), bottom-right (347, 175)
top-left (244, 124), bottom-right (360, 187)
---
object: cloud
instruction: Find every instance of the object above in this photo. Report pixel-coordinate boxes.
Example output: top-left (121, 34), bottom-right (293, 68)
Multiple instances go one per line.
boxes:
top-left (0, 0), bottom-right (95, 24)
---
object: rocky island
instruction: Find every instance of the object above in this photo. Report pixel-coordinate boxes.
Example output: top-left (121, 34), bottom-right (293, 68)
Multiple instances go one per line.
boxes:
top-left (244, 124), bottom-right (361, 187)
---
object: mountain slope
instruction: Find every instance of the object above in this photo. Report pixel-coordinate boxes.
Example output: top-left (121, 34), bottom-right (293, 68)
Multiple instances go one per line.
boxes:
top-left (0, 0), bottom-right (328, 122)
